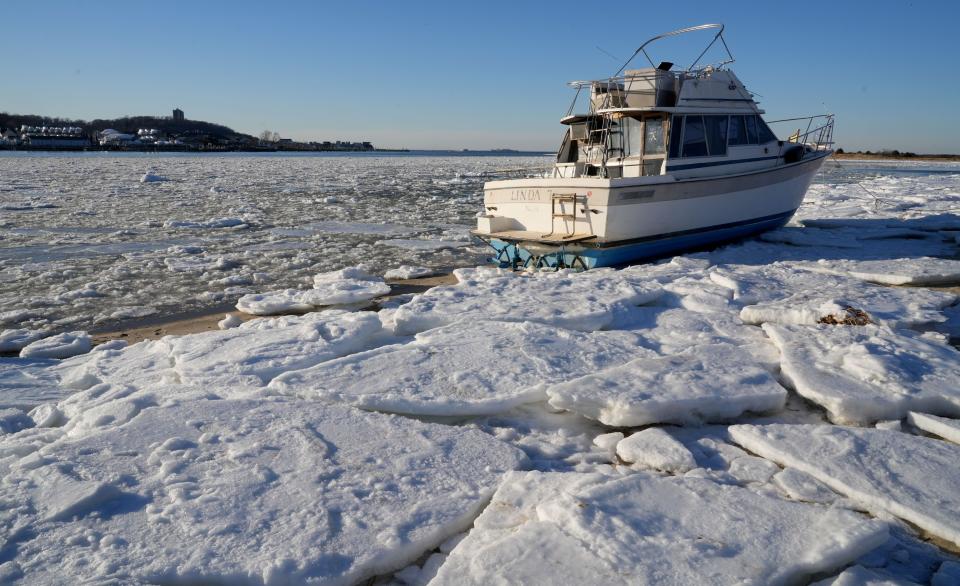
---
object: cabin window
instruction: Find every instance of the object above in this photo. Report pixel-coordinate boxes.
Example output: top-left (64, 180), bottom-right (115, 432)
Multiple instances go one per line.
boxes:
top-left (668, 116), bottom-right (683, 159)
top-left (745, 115), bottom-right (759, 144)
top-left (643, 117), bottom-right (666, 155)
top-left (757, 116), bottom-right (778, 144)
top-left (624, 117), bottom-right (643, 157)
top-left (681, 116), bottom-right (708, 157)
top-left (607, 118), bottom-right (624, 157)
top-left (728, 115), bottom-right (749, 146)
top-left (704, 115), bottom-right (728, 156)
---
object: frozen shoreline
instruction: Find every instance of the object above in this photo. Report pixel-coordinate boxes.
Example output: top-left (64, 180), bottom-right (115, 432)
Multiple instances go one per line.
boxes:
top-left (2, 158), bottom-right (960, 584)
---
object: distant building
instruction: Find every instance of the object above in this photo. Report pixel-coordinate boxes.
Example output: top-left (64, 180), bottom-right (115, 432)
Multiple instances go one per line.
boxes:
top-left (99, 129), bottom-right (135, 146)
top-left (172, 108), bottom-right (185, 122)
top-left (19, 126), bottom-right (90, 148)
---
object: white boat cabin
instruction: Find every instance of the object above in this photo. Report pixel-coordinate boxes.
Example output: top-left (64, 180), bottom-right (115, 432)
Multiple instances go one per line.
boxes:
top-left (555, 66), bottom-right (791, 181)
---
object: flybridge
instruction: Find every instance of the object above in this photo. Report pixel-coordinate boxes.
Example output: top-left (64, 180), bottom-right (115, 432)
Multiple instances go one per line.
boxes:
top-left (552, 24), bottom-right (833, 181)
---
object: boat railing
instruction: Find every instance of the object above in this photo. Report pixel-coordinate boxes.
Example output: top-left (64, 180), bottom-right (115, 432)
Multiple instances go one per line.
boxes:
top-left (767, 114), bottom-right (835, 151)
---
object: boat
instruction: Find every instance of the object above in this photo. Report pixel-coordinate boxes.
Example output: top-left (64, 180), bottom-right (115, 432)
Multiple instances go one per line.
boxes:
top-left (472, 24), bottom-right (834, 269)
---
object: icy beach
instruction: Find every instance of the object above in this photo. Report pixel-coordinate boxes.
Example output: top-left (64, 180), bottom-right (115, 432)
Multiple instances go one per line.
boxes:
top-left (2, 155), bottom-right (960, 584)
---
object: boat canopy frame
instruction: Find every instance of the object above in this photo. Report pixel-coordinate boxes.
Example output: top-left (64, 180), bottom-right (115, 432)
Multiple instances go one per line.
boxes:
top-left (614, 23), bottom-right (734, 76)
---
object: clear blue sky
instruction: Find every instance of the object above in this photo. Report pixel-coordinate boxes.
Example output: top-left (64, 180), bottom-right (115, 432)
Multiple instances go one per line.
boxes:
top-left (3, 1), bottom-right (958, 152)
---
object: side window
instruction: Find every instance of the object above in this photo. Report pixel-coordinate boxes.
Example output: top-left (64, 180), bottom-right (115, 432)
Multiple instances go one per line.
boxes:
top-left (681, 115), bottom-right (708, 157)
top-left (607, 118), bottom-right (623, 156)
top-left (625, 117), bottom-right (643, 157)
top-left (745, 115), bottom-right (759, 144)
top-left (668, 116), bottom-right (683, 158)
top-left (643, 117), bottom-right (665, 155)
top-left (728, 115), bottom-right (748, 146)
top-left (704, 115), bottom-right (728, 156)
top-left (757, 117), bottom-right (778, 144)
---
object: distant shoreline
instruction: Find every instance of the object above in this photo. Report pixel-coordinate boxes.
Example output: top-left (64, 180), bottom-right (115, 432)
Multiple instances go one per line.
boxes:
top-left (833, 152), bottom-right (960, 162)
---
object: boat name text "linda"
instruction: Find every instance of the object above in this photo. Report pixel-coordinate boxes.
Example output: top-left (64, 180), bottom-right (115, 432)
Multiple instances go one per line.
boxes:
top-left (510, 189), bottom-right (541, 201)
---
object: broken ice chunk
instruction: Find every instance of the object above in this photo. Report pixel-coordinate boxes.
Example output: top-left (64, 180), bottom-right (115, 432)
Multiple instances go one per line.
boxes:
top-left (907, 411), bottom-right (960, 444)
top-left (432, 470), bottom-right (888, 585)
top-left (763, 324), bottom-right (960, 424)
top-left (730, 423), bottom-right (960, 547)
top-left (546, 344), bottom-right (786, 426)
top-left (19, 331), bottom-right (91, 359)
top-left (270, 321), bottom-right (645, 416)
top-left (615, 428), bottom-right (696, 474)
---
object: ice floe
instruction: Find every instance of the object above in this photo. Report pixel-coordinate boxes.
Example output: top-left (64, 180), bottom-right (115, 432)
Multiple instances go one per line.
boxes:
top-left (0, 329), bottom-right (45, 353)
top-left (217, 313), bottom-right (242, 329)
top-left (19, 331), bottom-right (91, 359)
top-left (390, 267), bottom-right (663, 335)
top-left (730, 423), bottom-right (960, 547)
top-left (804, 257), bottom-right (960, 286)
top-left (163, 217), bottom-right (248, 230)
top-left (270, 321), bottom-right (645, 416)
top-left (546, 344), bottom-right (786, 426)
top-left (0, 397), bottom-right (526, 584)
top-left (55, 310), bottom-right (391, 392)
top-left (236, 267), bottom-right (391, 315)
top-left (139, 171), bottom-right (167, 183)
top-left (735, 275), bottom-right (956, 328)
top-left (615, 428), bottom-right (697, 473)
top-left (907, 411), bottom-right (960, 444)
top-left (384, 265), bottom-right (438, 280)
top-left (763, 324), bottom-right (960, 424)
top-left (813, 565), bottom-right (918, 585)
top-left (431, 470), bottom-right (887, 585)
top-left (376, 238), bottom-right (468, 251)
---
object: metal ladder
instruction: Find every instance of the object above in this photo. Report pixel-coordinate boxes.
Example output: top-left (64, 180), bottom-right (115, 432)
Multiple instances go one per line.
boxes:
top-left (585, 90), bottom-right (622, 176)
top-left (542, 193), bottom-right (583, 239)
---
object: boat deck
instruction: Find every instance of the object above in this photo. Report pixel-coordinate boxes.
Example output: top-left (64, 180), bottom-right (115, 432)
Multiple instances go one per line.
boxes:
top-left (470, 229), bottom-right (598, 245)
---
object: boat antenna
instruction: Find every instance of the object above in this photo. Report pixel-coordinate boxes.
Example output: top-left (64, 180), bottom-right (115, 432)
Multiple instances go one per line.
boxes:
top-left (595, 46), bottom-right (622, 62)
top-left (615, 24), bottom-right (731, 76)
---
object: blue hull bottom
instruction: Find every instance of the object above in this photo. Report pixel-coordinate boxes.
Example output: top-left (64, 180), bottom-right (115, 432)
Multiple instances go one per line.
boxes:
top-left (486, 209), bottom-right (796, 269)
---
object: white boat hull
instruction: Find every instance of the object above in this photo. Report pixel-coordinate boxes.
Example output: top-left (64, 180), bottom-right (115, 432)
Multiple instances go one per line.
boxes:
top-left (474, 152), bottom-right (828, 268)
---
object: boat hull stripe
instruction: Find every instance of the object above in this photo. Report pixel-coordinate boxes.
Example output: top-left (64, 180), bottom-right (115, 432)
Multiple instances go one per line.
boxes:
top-left (667, 155), bottom-right (779, 171)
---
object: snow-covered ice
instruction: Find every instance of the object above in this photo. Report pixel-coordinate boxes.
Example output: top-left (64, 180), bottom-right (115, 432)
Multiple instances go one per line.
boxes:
top-left (236, 267), bottom-right (391, 315)
top-left (4, 156), bottom-right (960, 581)
top-left (270, 321), bottom-right (645, 416)
top-left (772, 468), bottom-right (840, 504)
top-left (163, 217), bottom-right (248, 230)
top-left (55, 310), bottom-right (391, 391)
top-left (546, 344), bottom-right (786, 426)
top-left (18, 331), bottom-right (91, 359)
top-left (813, 565), bottom-right (919, 585)
top-left (805, 257), bottom-right (960, 286)
top-left (738, 283), bottom-right (955, 328)
top-left (763, 324), bottom-right (960, 424)
top-left (615, 428), bottom-right (697, 473)
top-left (0, 329), bottom-right (45, 353)
top-left (384, 265), bottom-right (438, 280)
top-left (217, 313), bottom-right (242, 329)
top-left (0, 358), bottom-right (64, 410)
top-left (139, 171), bottom-right (167, 183)
top-left (0, 397), bottom-right (526, 584)
top-left (730, 423), bottom-right (960, 547)
top-left (431, 470), bottom-right (888, 585)
top-left (391, 267), bottom-right (663, 335)
top-left (907, 411), bottom-right (960, 444)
